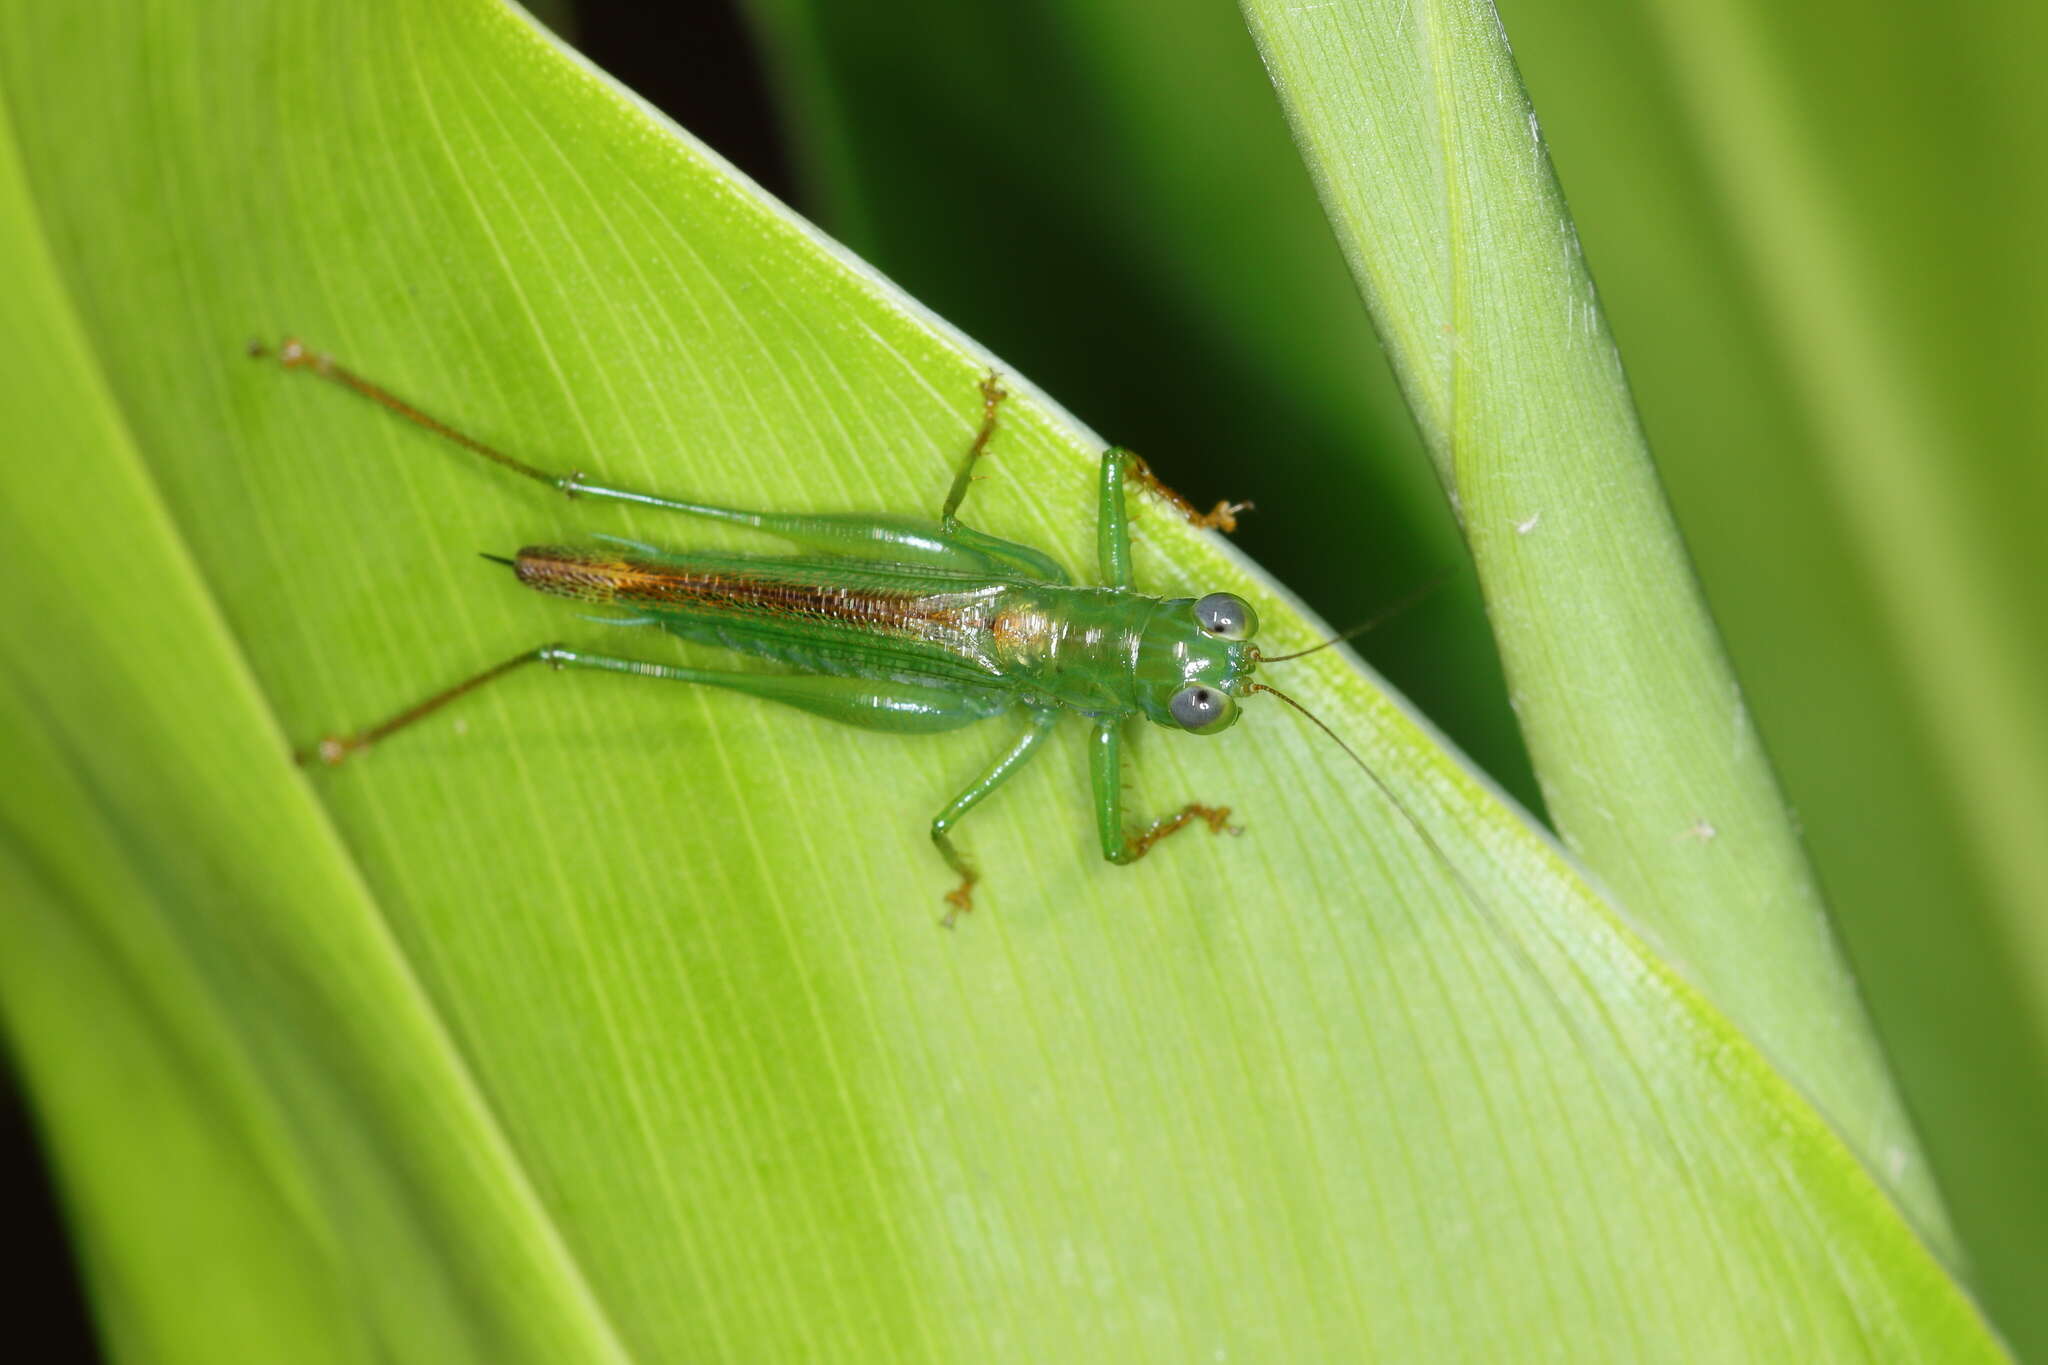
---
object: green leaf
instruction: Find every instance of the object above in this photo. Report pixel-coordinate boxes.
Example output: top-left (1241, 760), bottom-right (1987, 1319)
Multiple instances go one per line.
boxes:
top-left (1239, 0), bottom-right (1950, 1237)
top-left (0, 0), bottom-right (2004, 1359)
top-left (1493, 0), bottom-right (2048, 1349)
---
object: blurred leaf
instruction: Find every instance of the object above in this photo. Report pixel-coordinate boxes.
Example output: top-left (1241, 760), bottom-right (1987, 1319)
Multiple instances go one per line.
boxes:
top-left (0, 83), bottom-right (631, 1361)
top-left (0, 0), bottom-right (2007, 1360)
top-left (1237, 0), bottom-right (1946, 1242)
top-left (1492, 0), bottom-right (2048, 1351)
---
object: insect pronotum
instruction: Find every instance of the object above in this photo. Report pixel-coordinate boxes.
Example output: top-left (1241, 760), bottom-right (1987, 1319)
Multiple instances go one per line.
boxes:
top-left (258, 339), bottom-right (1422, 922)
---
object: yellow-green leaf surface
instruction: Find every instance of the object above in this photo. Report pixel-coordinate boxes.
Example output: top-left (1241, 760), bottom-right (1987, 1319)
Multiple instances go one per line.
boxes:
top-left (0, 1), bottom-right (2003, 1360)
top-left (732, 0), bottom-right (2048, 1351)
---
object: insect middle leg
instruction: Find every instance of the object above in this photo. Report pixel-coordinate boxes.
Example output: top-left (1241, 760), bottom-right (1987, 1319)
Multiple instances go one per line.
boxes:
top-left (1088, 718), bottom-right (1238, 866)
top-left (939, 371), bottom-right (1007, 525)
top-left (931, 708), bottom-right (1061, 926)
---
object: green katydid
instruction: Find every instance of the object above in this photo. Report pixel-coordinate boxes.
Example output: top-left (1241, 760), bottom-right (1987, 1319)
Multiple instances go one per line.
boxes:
top-left (258, 337), bottom-right (1714, 1219)
top-left (260, 338), bottom-right (1408, 923)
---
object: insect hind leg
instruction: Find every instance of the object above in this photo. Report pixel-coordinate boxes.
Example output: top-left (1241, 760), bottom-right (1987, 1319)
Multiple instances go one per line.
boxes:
top-left (253, 338), bottom-right (569, 491)
top-left (294, 644), bottom-right (558, 766)
top-left (295, 644), bottom-right (1007, 767)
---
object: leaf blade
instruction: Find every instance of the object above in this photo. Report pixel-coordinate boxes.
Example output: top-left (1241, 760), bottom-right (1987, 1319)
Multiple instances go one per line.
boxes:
top-left (1240, 0), bottom-right (1948, 1241)
top-left (0, 0), bottom-right (2006, 1358)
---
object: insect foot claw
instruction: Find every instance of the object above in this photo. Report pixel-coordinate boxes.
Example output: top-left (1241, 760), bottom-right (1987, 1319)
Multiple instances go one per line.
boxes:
top-left (1123, 802), bottom-right (1242, 862)
top-left (1199, 500), bottom-right (1252, 535)
top-left (293, 734), bottom-right (354, 767)
top-left (940, 878), bottom-right (976, 929)
top-left (249, 336), bottom-right (311, 368)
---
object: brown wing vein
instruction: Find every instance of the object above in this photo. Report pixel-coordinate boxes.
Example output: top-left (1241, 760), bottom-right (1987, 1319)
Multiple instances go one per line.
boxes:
top-left (510, 548), bottom-right (974, 632)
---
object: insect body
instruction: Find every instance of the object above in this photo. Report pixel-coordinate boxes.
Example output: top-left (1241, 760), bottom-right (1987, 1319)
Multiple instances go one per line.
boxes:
top-left (263, 340), bottom-right (1266, 920)
top-left (259, 342), bottom-right (1714, 1214)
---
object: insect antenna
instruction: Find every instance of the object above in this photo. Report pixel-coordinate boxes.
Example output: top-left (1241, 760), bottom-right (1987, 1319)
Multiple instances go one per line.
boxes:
top-left (1246, 679), bottom-right (1701, 1181)
top-left (1245, 681), bottom-right (1469, 893)
top-left (1253, 570), bottom-right (1453, 664)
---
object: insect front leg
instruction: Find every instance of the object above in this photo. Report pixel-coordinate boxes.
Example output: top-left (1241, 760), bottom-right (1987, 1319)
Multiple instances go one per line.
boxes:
top-left (1096, 447), bottom-right (1249, 587)
top-left (1089, 718), bottom-right (1239, 867)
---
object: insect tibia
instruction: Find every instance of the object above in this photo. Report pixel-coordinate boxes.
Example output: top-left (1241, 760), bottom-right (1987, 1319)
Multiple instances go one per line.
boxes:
top-left (1117, 447), bottom-right (1251, 534)
top-left (250, 336), bottom-right (564, 489)
top-left (293, 645), bottom-right (556, 767)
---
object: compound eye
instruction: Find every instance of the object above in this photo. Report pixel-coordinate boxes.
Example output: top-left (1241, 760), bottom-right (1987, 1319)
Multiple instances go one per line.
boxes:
top-left (1193, 592), bottom-right (1256, 640)
top-left (1169, 683), bottom-right (1237, 734)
